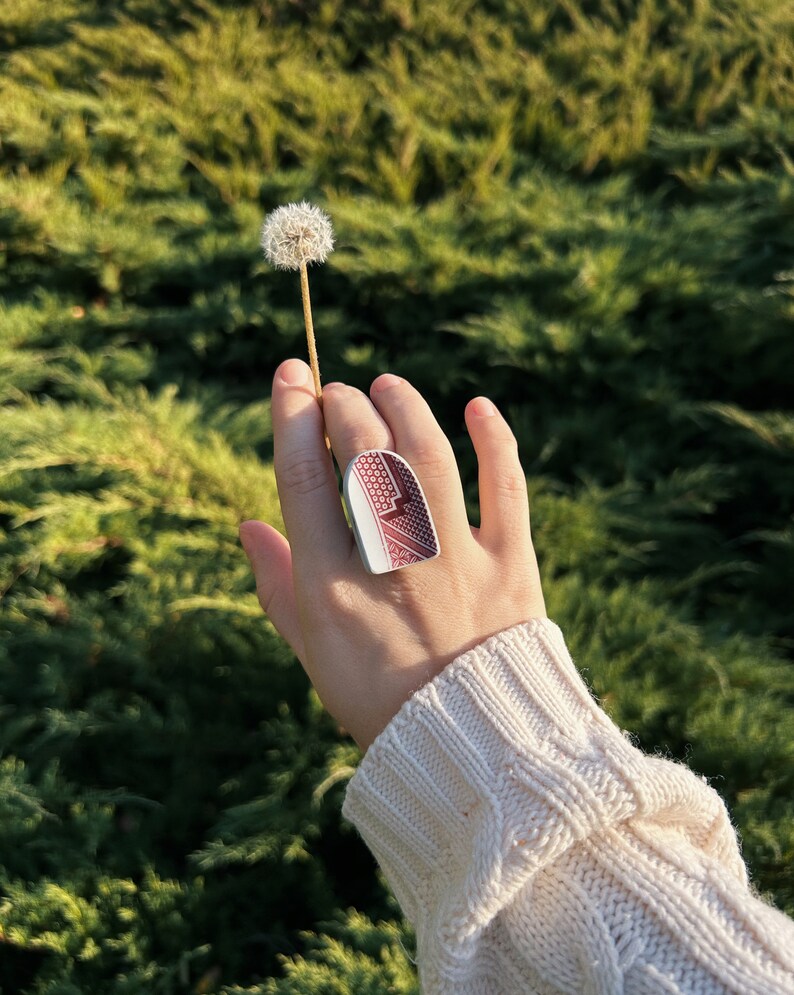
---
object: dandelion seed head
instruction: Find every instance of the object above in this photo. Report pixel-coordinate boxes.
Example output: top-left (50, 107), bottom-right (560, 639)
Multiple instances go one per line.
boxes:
top-left (260, 201), bottom-right (335, 271)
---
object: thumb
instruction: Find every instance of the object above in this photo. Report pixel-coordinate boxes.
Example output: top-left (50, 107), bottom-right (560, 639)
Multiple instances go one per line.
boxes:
top-left (239, 520), bottom-right (304, 660)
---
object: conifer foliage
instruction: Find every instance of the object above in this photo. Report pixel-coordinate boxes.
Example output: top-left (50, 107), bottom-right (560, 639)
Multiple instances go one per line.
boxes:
top-left (1, 0), bottom-right (793, 990)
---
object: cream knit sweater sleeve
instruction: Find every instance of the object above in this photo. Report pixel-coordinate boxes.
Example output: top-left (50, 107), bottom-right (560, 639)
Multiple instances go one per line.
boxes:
top-left (342, 618), bottom-right (794, 994)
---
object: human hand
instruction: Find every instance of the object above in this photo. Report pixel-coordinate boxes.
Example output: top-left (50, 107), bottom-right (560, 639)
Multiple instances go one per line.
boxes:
top-left (239, 359), bottom-right (546, 751)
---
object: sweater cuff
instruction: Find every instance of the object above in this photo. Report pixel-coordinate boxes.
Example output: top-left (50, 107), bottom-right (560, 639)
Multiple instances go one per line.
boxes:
top-left (342, 618), bottom-right (732, 932)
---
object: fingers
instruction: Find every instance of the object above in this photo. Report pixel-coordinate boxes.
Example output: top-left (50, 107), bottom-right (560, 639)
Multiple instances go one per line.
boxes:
top-left (322, 382), bottom-right (394, 473)
top-left (272, 365), bottom-right (521, 577)
top-left (369, 374), bottom-right (472, 544)
top-left (464, 397), bottom-right (532, 553)
top-left (271, 359), bottom-right (352, 567)
top-left (239, 520), bottom-right (305, 660)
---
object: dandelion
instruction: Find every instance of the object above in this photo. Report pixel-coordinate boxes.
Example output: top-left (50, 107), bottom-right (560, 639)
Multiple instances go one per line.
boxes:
top-left (261, 202), bottom-right (335, 415)
top-left (261, 201), bottom-right (334, 272)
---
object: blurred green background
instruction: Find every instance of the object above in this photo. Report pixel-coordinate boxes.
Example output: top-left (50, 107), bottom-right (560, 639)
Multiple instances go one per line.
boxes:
top-left (1, 0), bottom-right (793, 991)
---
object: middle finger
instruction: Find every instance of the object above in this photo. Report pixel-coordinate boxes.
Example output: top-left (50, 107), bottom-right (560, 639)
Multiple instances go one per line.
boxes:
top-left (368, 374), bottom-right (472, 545)
top-left (323, 382), bottom-right (394, 473)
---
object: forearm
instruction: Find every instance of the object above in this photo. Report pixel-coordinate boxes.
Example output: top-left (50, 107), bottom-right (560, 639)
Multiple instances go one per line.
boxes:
top-left (343, 619), bottom-right (794, 994)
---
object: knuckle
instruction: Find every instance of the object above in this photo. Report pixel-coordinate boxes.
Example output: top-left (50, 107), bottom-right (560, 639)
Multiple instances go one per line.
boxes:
top-left (319, 576), bottom-right (359, 620)
top-left (409, 444), bottom-right (455, 480)
top-left (492, 466), bottom-right (527, 498)
top-left (343, 432), bottom-right (387, 462)
top-left (501, 433), bottom-right (520, 454)
top-left (279, 452), bottom-right (330, 496)
top-left (488, 437), bottom-right (526, 497)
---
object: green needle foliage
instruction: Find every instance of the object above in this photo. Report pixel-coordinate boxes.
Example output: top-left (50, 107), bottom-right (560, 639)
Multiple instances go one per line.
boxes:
top-left (1, 0), bottom-right (793, 990)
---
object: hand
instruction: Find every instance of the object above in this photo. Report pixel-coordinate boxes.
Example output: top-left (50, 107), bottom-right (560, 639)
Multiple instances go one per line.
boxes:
top-left (240, 358), bottom-right (546, 750)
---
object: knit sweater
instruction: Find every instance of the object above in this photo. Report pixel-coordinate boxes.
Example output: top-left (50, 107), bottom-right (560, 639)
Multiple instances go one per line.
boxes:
top-left (342, 618), bottom-right (794, 994)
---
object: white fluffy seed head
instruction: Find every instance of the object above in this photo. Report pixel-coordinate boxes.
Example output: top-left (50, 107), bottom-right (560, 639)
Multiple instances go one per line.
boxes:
top-left (260, 201), bottom-right (335, 271)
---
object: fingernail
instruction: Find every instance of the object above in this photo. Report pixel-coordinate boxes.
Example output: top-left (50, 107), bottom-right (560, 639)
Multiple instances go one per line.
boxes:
top-left (279, 360), bottom-right (310, 386)
top-left (371, 373), bottom-right (403, 394)
top-left (471, 397), bottom-right (497, 417)
top-left (323, 381), bottom-right (345, 392)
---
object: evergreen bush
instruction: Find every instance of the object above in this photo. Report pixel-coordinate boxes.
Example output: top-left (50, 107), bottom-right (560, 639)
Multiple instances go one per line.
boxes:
top-left (1, 0), bottom-right (792, 989)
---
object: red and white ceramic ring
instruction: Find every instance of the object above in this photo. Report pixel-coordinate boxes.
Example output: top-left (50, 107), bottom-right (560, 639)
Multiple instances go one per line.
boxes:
top-left (343, 450), bottom-right (440, 574)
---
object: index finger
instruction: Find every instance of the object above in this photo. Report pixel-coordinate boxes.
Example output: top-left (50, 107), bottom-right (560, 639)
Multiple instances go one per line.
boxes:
top-left (272, 359), bottom-right (352, 568)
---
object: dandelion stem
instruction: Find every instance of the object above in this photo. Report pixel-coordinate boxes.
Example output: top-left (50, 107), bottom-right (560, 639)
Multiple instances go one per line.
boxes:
top-left (299, 262), bottom-right (322, 402)
top-left (299, 262), bottom-right (330, 449)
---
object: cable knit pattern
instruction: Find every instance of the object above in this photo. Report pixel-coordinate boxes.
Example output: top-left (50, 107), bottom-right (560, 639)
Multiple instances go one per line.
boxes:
top-left (342, 618), bottom-right (794, 994)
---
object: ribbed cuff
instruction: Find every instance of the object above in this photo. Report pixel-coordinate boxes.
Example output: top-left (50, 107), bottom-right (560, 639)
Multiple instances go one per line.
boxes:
top-left (342, 619), bottom-right (729, 936)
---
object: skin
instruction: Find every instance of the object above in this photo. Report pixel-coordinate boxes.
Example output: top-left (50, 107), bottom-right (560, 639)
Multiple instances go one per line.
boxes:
top-left (239, 358), bottom-right (547, 751)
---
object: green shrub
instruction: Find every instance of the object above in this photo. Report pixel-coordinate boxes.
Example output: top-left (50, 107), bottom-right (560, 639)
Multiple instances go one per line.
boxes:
top-left (2, 0), bottom-right (793, 989)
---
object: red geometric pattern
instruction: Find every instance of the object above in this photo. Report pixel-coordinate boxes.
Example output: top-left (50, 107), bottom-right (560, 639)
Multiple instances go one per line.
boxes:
top-left (351, 451), bottom-right (439, 568)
